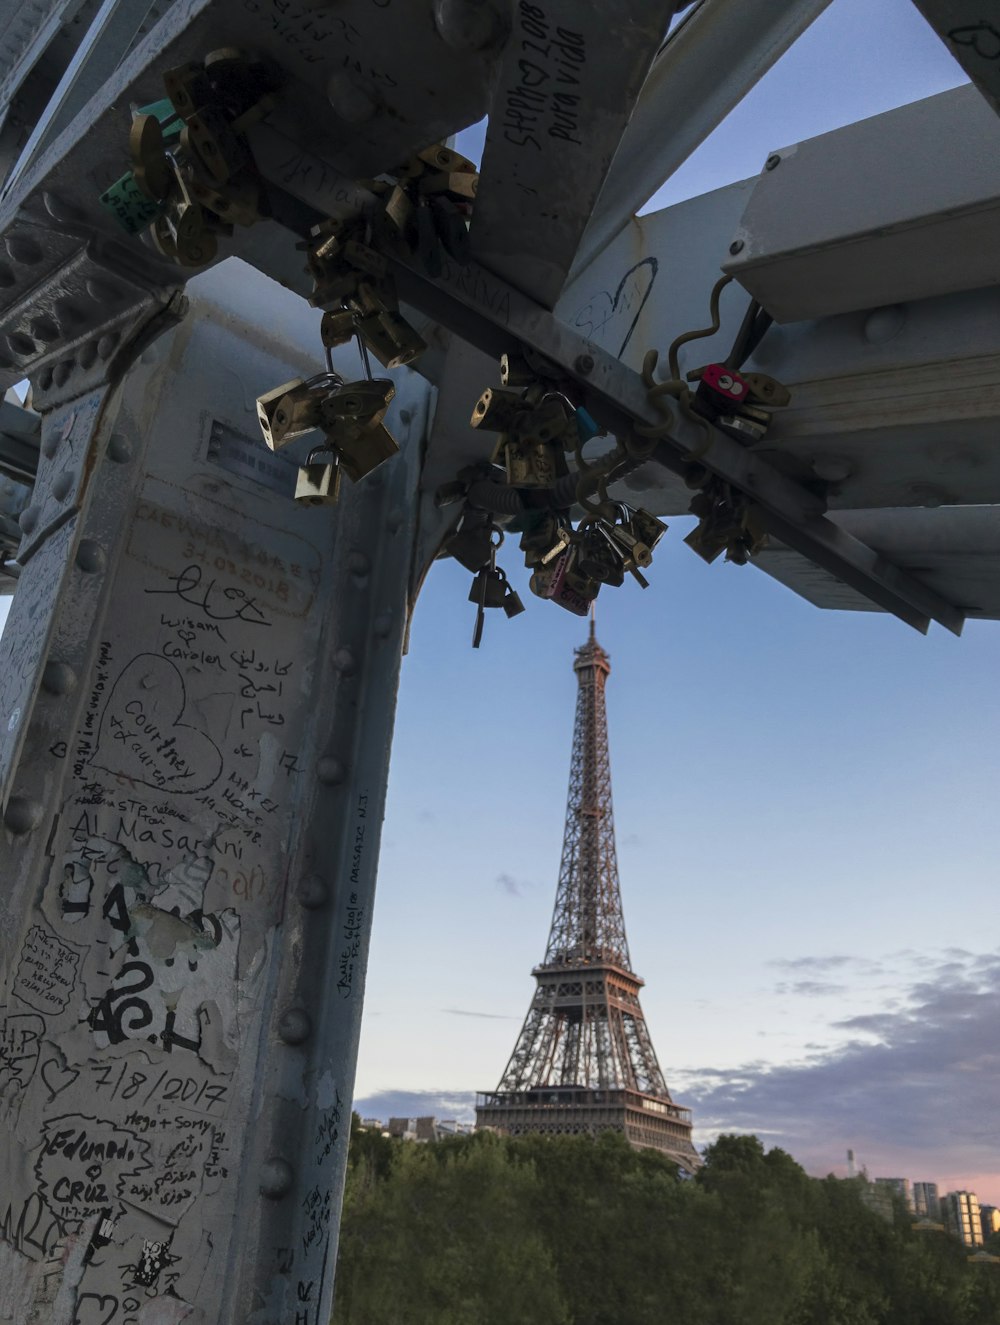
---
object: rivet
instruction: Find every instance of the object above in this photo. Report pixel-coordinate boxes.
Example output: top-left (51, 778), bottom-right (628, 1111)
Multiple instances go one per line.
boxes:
top-left (52, 362), bottom-right (73, 388)
top-left (863, 305), bottom-right (906, 345)
top-left (347, 550), bottom-right (370, 575)
top-left (31, 317), bottom-right (58, 344)
top-left (259, 1157), bottom-right (294, 1199)
top-left (327, 73), bottom-right (378, 124)
top-left (78, 342), bottom-right (97, 370)
top-left (75, 540), bottom-right (107, 574)
top-left (42, 660), bottom-right (78, 695)
top-left (107, 434), bottom-right (133, 464)
top-left (97, 333), bottom-right (119, 360)
top-left (765, 153), bottom-right (781, 171)
top-left (729, 239), bottom-right (744, 255)
top-left (52, 470), bottom-right (75, 502)
top-left (6, 236), bottom-right (43, 265)
top-left (4, 796), bottom-right (45, 835)
top-left (298, 875), bottom-right (329, 910)
top-left (373, 612), bottom-right (392, 638)
top-left (43, 191), bottom-right (82, 223)
top-left (18, 505), bottom-right (38, 533)
top-left (86, 278), bottom-right (121, 304)
top-left (317, 756), bottom-right (345, 785)
top-left (333, 647), bottom-right (357, 675)
top-left (574, 354), bottom-right (594, 376)
top-left (8, 332), bottom-right (35, 357)
top-left (277, 1008), bottom-right (312, 1045)
top-left (0, 264), bottom-right (15, 288)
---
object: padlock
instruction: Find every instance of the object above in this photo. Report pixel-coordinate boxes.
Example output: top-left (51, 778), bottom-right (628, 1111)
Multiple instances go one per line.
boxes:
top-left (418, 170), bottom-right (478, 201)
top-left (471, 387), bottom-right (523, 433)
top-left (500, 352), bottom-right (534, 388)
top-left (519, 512), bottom-right (570, 567)
top-left (342, 239), bottom-right (388, 280)
top-left (257, 378), bottom-right (306, 449)
top-left (129, 114), bottom-right (172, 202)
top-left (333, 421), bottom-right (400, 483)
top-left (321, 379), bottom-right (395, 431)
top-left (356, 310), bottom-right (426, 369)
top-left (517, 397), bottom-right (572, 447)
top-left (295, 448), bottom-right (341, 505)
top-left (260, 380), bottom-right (325, 449)
top-left (502, 437), bottom-right (568, 488)
top-left (530, 549), bottom-right (597, 616)
top-left (468, 566), bottom-right (508, 610)
top-left (575, 524), bottom-right (625, 587)
top-left (163, 61), bottom-right (213, 117)
top-left (182, 106), bottom-right (246, 187)
top-left (444, 512), bottom-right (497, 572)
top-left (321, 309), bottom-right (357, 349)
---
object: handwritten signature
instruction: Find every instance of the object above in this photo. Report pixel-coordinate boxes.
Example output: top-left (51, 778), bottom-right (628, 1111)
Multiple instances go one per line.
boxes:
top-left (146, 566), bottom-right (272, 627)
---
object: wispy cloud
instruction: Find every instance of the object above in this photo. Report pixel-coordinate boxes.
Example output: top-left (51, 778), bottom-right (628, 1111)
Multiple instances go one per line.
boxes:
top-left (774, 981), bottom-right (849, 998)
top-left (442, 1007), bottom-right (515, 1020)
top-left (495, 872), bottom-right (533, 897)
top-left (683, 949), bottom-right (1000, 1187)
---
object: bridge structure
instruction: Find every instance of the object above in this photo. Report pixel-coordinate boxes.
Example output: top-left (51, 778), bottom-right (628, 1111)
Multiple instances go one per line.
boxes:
top-left (0, 1), bottom-right (997, 1320)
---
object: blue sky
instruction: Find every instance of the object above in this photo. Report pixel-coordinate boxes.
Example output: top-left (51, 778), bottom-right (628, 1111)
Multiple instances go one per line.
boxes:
top-left (355, 0), bottom-right (1000, 1203)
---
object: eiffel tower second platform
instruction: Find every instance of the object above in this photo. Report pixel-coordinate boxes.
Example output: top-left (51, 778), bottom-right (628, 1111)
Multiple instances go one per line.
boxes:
top-left (476, 624), bottom-right (699, 1170)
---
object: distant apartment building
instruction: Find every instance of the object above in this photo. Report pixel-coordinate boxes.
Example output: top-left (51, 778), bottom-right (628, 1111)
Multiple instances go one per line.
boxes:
top-left (941, 1191), bottom-right (984, 1247)
top-left (386, 1116), bottom-right (475, 1142)
top-left (981, 1205), bottom-right (1000, 1243)
top-left (913, 1182), bottom-right (941, 1219)
top-left (875, 1178), bottom-right (913, 1211)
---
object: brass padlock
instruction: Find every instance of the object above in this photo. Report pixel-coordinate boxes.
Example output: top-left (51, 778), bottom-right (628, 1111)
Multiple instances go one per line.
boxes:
top-left (295, 447), bottom-right (341, 506)
top-left (321, 309), bottom-right (357, 349)
top-left (334, 421), bottom-right (400, 483)
top-left (471, 387), bottom-right (522, 432)
top-left (257, 378), bottom-right (305, 449)
top-left (502, 437), bottom-right (567, 488)
top-left (129, 114), bottom-right (171, 202)
top-left (321, 379), bottom-right (395, 431)
top-left (356, 310), bottom-right (425, 369)
top-left (257, 379), bottom-right (326, 449)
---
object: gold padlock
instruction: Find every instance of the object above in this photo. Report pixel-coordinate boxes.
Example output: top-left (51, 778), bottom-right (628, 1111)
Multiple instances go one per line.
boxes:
top-left (334, 421), bottom-right (400, 483)
top-left (257, 378), bottom-right (305, 449)
top-left (470, 387), bottom-right (523, 432)
top-left (295, 447), bottom-right (342, 506)
top-left (356, 310), bottom-right (425, 369)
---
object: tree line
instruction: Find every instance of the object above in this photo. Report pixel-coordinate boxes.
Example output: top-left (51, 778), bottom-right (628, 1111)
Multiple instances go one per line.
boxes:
top-left (333, 1120), bottom-right (1000, 1324)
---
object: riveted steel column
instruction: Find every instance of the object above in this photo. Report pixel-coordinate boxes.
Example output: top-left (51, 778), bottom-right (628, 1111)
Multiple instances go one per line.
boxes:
top-left (0, 262), bottom-right (429, 1324)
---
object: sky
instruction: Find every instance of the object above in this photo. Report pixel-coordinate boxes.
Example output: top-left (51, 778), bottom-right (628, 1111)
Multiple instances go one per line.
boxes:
top-left (352, 0), bottom-right (1000, 1205)
top-left (3, 0), bottom-right (996, 1207)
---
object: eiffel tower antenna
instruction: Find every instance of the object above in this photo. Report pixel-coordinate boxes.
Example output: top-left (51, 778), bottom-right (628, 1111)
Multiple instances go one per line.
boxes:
top-left (477, 627), bottom-right (699, 1166)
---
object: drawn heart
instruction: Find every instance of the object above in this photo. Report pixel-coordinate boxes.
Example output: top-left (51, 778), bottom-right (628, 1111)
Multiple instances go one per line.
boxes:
top-left (949, 21), bottom-right (1000, 61)
top-left (566, 256), bottom-right (659, 360)
top-left (40, 1055), bottom-right (79, 1100)
top-left (75, 1293), bottom-right (119, 1325)
top-left (93, 654), bottom-right (223, 795)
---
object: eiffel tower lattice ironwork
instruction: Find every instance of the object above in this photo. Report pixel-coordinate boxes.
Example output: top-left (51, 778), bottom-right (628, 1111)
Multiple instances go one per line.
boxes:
top-left (476, 623), bottom-right (699, 1167)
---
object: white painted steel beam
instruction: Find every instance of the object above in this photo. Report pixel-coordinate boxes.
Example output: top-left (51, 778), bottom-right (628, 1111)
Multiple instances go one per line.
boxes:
top-left (911, 0), bottom-right (1000, 115)
top-left (570, 0), bottom-right (834, 277)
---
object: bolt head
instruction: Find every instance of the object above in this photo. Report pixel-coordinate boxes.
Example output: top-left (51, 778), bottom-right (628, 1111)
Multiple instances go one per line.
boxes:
top-left (575, 354), bottom-right (594, 377)
top-left (729, 240), bottom-right (744, 256)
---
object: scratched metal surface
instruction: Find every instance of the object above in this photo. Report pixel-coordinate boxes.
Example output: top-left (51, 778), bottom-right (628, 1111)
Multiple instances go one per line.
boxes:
top-left (0, 260), bottom-right (431, 1323)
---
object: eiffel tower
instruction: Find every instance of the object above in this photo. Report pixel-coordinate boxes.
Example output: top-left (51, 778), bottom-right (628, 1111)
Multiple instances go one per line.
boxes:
top-left (476, 623), bottom-right (699, 1167)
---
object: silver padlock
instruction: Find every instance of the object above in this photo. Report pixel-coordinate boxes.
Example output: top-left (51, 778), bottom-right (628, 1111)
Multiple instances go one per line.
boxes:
top-left (295, 447), bottom-right (341, 506)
